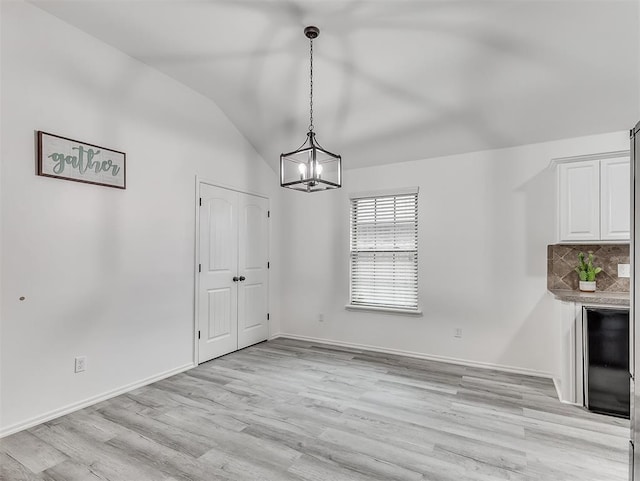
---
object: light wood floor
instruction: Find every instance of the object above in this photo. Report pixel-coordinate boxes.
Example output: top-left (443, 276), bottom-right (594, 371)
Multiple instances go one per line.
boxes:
top-left (0, 338), bottom-right (630, 481)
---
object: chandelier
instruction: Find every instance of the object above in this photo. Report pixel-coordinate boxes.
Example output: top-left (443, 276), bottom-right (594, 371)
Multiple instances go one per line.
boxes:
top-left (280, 26), bottom-right (342, 192)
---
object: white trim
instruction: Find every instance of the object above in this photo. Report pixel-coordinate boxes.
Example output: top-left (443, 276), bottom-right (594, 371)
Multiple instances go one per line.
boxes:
top-left (558, 400), bottom-right (583, 407)
top-left (271, 334), bottom-right (554, 379)
top-left (550, 150), bottom-right (630, 167)
top-left (345, 304), bottom-right (423, 316)
top-left (552, 377), bottom-right (566, 403)
top-left (556, 240), bottom-right (629, 245)
top-left (553, 377), bottom-right (583, 406)
top-left (553, 377), bottom-right (562, 400)
top-left (0, 362), bottom-right (195, 438)
top-left (193, 176), bottom-right (200, 366)
top-left (198, 176), bottom-right (269, 200)
top-left (266, 201), bottom-right (272, 341)
top-left (349, 186), bottom-right (419, 200)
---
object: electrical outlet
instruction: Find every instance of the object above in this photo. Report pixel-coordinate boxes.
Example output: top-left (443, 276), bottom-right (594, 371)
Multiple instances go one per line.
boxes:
top-left (454, 328), bottom-right (463, 338)
top-left (618, 264), bottom-right (630, 278)
top-left (318, 313), bottom-right (324, 322)
top-left (75, 356), bottom-right (86, 373)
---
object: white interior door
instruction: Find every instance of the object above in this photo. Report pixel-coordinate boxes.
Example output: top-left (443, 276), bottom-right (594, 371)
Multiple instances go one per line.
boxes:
top-left (198, 184), bottom-right (269, 363)
top-left (198, 184), bottom-right (239, 362)
top-left (237, 193), bottom-right (269, 349)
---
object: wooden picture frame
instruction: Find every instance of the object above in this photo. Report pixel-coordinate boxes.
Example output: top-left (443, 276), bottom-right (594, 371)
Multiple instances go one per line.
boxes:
top-left (37, 131), bottom-right (126, 189)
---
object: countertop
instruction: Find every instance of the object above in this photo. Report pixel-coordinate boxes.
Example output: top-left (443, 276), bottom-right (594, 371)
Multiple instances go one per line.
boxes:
top-left (549, 289), bottom-right (629, 307)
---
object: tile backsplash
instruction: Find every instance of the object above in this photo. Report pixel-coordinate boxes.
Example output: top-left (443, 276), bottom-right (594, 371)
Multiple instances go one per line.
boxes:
top-left (547, 244), bottom-right (630, 292)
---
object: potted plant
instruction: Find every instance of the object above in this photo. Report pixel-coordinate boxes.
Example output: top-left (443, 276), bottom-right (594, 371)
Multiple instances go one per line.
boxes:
top-left (575, 251), bottom-right (602, 292)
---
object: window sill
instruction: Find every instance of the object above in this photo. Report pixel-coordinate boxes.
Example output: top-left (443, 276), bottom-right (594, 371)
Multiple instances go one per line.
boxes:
top-left (345, 304), bottom-right (423, 316)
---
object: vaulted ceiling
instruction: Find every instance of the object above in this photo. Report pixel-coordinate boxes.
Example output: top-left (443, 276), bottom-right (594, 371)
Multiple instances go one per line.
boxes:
top-left (31, 0), bottom-right (640, 170)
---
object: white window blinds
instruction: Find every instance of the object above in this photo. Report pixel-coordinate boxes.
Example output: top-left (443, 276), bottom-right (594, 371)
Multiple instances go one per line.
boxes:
top-left (350, 191), bottom-right (418, 310)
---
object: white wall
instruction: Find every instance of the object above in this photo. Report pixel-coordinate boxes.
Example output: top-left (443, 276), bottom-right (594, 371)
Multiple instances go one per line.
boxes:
top-left (0, 0), bottom-right (632, 438)
top-left (278, 131), bottom-right (629, 377)
top-left (0, 1), bottom-right (281, 435)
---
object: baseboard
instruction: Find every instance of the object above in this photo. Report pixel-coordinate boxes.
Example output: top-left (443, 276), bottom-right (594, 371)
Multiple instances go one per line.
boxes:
top-left (272, 333), bottom-right (554, 379)
top-left (268, 332), bottom-right (283, 340)
top-left (559, 399), bottom-right (583, 406)
top-left (553, 377), bottom-right (563, 400)
top-left (0, 362), bottom-right (196, 438)
top-left (553, 378), bottom-right (583, 406)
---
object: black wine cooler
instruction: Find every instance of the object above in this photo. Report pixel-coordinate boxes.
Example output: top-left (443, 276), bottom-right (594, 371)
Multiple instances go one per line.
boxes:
top-left (584, 307), bottom-right (630, 418)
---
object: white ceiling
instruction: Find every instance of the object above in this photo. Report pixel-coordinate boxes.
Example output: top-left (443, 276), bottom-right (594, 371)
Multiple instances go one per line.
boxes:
top-left (31, 0), bottom-right (640, 171)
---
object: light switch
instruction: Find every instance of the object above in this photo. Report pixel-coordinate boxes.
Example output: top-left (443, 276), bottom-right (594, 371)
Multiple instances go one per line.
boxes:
top-left (618, 264), bottom-right (630, 278)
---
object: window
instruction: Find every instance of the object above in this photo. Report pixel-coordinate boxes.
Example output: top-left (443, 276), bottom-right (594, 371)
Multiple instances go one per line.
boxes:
top-left (349, 188), bottom-right (419, 312)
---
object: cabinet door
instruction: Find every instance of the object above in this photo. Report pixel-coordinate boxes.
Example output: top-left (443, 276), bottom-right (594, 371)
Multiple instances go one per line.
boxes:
top-left (559, 161), bottom-right (600, 242)
top-left (600, 157), bottom-right (630, 241)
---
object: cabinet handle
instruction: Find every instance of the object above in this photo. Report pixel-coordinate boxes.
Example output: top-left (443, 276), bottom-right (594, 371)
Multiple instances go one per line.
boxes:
top-left (239, 276), bottom-right (246, 281)
top-left (232, 276), bottom-right (239, 282)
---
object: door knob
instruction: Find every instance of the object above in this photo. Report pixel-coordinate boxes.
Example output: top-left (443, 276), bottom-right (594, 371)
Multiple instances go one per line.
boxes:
top-left (232, 276), bottom-right (239, 282)
top-left (239, 276), bottom-right (246, 281)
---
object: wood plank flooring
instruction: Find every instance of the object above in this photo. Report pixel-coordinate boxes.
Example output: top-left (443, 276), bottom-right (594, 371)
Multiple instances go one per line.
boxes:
top-left (0, 338), bottom-right (630, 481)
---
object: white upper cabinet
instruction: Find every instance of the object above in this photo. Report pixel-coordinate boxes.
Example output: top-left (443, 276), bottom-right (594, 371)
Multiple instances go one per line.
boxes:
top-left (557, 153), bottom-right (630, 243)
top-left (558, 160), bottom-right (600, 242)
top-left (600, 157), bottom-right (631, 241)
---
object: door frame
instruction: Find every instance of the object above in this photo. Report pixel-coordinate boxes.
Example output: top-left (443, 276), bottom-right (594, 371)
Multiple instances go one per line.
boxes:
top-left (193, 176), bottom-right (270, 365)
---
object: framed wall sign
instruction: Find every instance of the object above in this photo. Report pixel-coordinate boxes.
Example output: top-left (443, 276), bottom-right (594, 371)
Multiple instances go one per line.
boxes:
top-left (37, 131), bottom-right (126, 189)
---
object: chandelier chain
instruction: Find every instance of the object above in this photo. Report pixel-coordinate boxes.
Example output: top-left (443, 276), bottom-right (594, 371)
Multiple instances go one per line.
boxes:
top-left (309, 37), bottom-right (314, 132)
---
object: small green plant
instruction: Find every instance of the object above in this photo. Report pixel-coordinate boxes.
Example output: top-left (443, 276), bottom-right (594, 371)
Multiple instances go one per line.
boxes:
top-left (575, 252), bottom-right (602, 282)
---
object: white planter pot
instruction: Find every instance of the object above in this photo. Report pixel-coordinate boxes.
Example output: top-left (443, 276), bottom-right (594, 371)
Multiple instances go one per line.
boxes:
top-left (579, 281), bottom-right (596, 292)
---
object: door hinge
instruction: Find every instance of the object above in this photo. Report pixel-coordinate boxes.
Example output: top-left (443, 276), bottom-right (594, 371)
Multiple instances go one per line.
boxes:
top-left (267, 313), bottom-right (270, 320)
top-left (199, 197), bottom-right (202, 206)
top-left (267, 210), bottom-right (270, 218)
top-left (198, 330), bottom-right (201, 339)
top-left (198, 264), bottom-right (201, 273)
